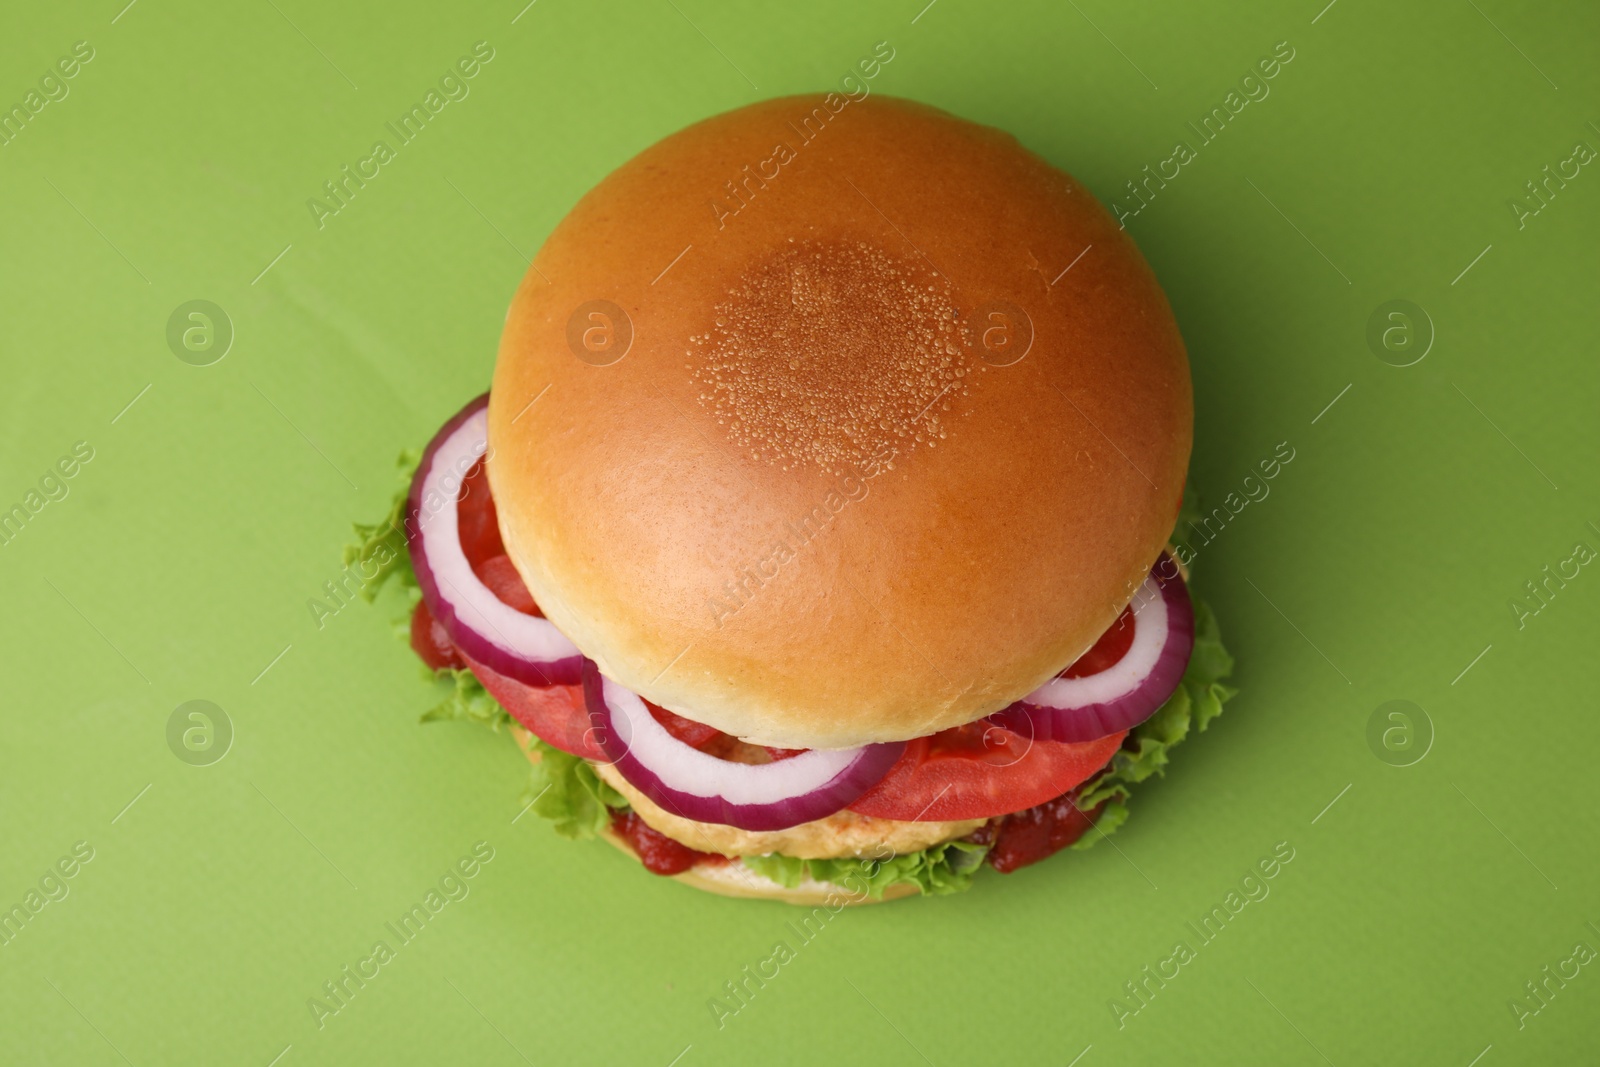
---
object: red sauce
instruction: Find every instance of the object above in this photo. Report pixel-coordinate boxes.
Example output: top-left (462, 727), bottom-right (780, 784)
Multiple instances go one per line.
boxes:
top-left (609, 810), bottom-right (725, 875)
top-left (983, 789), bottom-right (1107, 874)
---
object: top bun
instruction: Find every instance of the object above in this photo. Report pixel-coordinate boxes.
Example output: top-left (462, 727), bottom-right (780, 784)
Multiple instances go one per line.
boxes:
top-left (488, 95), bottom-right (1191, 749)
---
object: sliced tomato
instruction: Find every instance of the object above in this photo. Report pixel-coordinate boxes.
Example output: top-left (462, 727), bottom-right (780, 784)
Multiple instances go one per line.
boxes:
top-left (475, 553), bottom-right (543, 616)
top-left (458, 648), bottom-right (604, 761)
top-left (456, 458), bottom-right (547, 619)
top-left (648, 703), bottom-right (725, 749)
top-left (410, 598), bottom-right (465, 671)
top-left (457, 458), bottom-right (505, 572)
top-left (847, 722), bottom-right (1124, 822)
top-left (647, 702), bottom-right (802, 765)
top-left (848, 600), bottom-right (1137, 822)
top-left (1063, 604), bottom-right (1135, 677)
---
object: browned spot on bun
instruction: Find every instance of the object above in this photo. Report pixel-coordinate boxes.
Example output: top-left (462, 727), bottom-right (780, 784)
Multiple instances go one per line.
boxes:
top-left (691, 239), bottom-right (967, 476)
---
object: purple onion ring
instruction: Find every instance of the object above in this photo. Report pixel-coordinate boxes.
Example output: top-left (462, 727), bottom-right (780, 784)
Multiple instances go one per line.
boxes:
top-left (988, 555), bottom-right (1195, 743)
top-left (406, 394), bottom-right (584, 687)
top-left (583, 663), bottom-right (905, 831)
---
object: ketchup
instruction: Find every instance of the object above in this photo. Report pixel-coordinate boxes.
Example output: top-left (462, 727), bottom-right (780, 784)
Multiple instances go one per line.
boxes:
top-left (609, 810), bottom-right (725, 875)
top-left (982, 789), bottom-right (1106, 874)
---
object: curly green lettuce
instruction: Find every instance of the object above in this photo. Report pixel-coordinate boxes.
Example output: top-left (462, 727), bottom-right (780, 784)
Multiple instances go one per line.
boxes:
top-left (742, 840), bottom-right (990, 900)
top-left (342, 449), bottom-right (420, 604)
top-left (420, 667), bottom-right (514, 732)
top-left (522, 736), bottom-right (630, 840)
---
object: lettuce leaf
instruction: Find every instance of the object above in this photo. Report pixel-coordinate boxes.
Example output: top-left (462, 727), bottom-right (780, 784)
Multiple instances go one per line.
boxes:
top-left (342, 449), bottom-right (420, 603)
top-left (742, 839), bottom-right (990, 900)
top-left (420, 667), bottom-right (514, 732)
top-left (523, 736), bottom-right (629, 840)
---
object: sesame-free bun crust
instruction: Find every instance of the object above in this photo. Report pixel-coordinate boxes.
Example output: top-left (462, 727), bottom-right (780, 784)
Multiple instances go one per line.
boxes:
top-left (489, 95), bottom-right (1191, 748)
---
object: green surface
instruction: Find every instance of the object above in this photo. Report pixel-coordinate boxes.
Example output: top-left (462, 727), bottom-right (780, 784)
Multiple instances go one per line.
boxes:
top-left (2, 0), bottom-right (1597, 1064)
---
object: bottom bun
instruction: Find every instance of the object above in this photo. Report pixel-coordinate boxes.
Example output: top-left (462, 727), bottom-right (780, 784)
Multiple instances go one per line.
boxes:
top-left (512, 726), bottom-right (917, 906)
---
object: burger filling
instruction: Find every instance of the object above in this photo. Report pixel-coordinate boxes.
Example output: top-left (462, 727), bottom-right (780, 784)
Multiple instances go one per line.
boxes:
top-left (349, 449), bottom-right (1235, 899)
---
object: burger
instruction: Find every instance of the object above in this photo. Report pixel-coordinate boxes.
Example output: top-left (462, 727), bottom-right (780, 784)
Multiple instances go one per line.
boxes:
top-left (348, 95), bottom-right (1235, 905)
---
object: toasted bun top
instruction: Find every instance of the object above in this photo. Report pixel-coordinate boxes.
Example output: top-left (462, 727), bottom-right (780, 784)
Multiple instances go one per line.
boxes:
top-left (489, 95), bottom-right (1191, 748)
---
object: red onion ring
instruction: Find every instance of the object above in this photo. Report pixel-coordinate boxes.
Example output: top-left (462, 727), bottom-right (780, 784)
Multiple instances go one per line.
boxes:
top-left (407, 395), bottom-right (584, 687)
top-left (987, 555), bottom-right (1194, 743)
top-left (582, 663), bottom-right (906, 831)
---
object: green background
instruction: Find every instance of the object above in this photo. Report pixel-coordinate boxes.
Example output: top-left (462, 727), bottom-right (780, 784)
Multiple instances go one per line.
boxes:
top-left (3, 0), bottom-right (1596, 1063)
